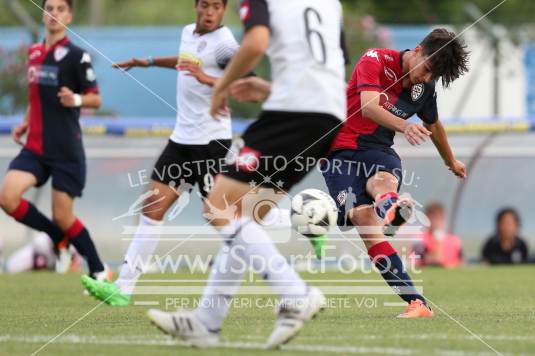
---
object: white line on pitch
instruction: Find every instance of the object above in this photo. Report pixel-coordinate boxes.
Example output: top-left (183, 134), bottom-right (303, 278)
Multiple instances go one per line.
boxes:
top-left (133, 301), bottom-right (160, 306)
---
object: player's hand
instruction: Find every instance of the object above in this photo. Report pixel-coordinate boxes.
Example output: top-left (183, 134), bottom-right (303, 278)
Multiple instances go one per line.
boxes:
top-left (112, 58), bottom-right (149, 71)
top-left (177, 60), bottom-right (212, 85)
top-left (12, 122), bottom-right (28, 145)
top-left (403, 123), bottom-right (431, 146)
top-left (210, 80), bottom-right (230, 120)
top-left (447, 159), bottom-right (467, 179)
top-left (57, 87), bottom-right (78, 108)
top-left (229, 77), bottom-right (271, 103)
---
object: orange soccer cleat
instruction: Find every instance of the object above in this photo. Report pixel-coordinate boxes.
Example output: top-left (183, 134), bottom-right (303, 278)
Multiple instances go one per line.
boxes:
top-left (397, 299), bottom-right (434, 318)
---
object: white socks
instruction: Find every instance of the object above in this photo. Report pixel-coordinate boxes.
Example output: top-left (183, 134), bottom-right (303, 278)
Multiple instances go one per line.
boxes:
top-left (115, 214), bottom-right (163, 295)
top-left (195, 217), bottom-right (307, 331)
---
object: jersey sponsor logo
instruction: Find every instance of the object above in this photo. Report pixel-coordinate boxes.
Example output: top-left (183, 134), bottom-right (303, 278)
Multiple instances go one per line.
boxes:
top-left (178, 52), bottom-right (203, 67)
top-left (383, 100), bottom-right (409, 119)
top-left (384, 67), bottom-right (397, 82)
top-left (384, 54), bottom-right (394, 62)
top-left (240, 0), bottom-right (251, 23)
top-left (27, 65), bottom-right (59, 86)
top-left (411, 84), bottom-right (424, 101)
top-left (365, 50), bottom-right (380, 62)
top-left (54, 46), bottom-right (69, 62)
top-left (80, 52), bottom-right (92, 64)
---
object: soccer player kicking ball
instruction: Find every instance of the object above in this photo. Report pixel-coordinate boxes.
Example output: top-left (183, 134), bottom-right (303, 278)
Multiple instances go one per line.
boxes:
top-left (229, 29), bottom-right (469, 319)
top-left (0, 0), bottom-right (110, 281)
top-left (323, 29), bottom-right (469, 318)
top-left (147, 0), bottom-right (347, 349)
top-left (81, 0), bottom-right (239, 306)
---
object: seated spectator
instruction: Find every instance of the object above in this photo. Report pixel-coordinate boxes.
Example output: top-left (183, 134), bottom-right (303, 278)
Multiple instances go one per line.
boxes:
top-left (411, 202), bottom-right (463, 268)
top-left (482, 208), bottom-right (528, 264)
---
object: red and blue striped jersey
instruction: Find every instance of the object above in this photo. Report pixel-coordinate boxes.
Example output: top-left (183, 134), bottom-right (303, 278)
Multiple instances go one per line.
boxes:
top-left (26, 37), bottom-right (99, 161)
top-left (331, 48), bottom-right (438, 152)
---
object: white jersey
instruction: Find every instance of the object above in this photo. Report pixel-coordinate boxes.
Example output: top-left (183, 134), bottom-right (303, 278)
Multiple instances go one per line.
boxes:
top-left (240, 0), bottom-right (346, 120)
top-left (171, 24), bottom-right (238, 145)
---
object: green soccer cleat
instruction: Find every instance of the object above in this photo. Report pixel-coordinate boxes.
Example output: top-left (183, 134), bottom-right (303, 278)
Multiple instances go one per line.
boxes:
top-left (81, 275), bottom-right (131, 306)
top-left (308, 234), bottom-right (328, 260)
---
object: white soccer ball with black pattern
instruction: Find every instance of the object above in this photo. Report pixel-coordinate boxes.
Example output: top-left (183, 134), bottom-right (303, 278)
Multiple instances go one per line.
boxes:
top-left (290, 189), bottom-right (338, 236)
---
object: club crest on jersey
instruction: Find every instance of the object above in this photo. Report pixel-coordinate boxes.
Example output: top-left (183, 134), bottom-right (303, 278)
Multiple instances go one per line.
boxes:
top-left (54, 46), bottom-right (69, 62)
top-left (337, 190), bottom-right (347, 205)
top-left (411, 84), bottom-right (424, 101)
top-left (240, 0), bottom-right (251, 22)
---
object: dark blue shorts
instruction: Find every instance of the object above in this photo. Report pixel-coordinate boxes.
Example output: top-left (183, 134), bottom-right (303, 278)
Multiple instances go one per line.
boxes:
top-left (8, 148), bottom-right (86, 198)
top-left (322, 149), bottom-right (402, 227)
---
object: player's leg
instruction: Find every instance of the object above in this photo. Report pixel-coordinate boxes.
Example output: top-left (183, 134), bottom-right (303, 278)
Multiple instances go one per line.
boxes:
top-left (0, 151), bottom-right (65, 246)
top-left (83, 141), bottom-right (193, 305)
top-left (51, 189), bottom-right (107, 278)
top-left (350, 170), bottom-right (432, 317)
top-left (351, 205), bottom-right (432, 318)
top-left (149, 176), bottom-right (321, 347)
top-left (82, 179), bottom-right (180, 306)
top-left (114, 180), bottom-right (180, 295)
top-left (148, 113), bottom-right (337, 347)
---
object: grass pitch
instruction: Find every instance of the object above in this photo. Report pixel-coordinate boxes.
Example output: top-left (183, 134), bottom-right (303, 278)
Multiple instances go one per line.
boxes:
top-left (1, 266), bottom-right (534, 356)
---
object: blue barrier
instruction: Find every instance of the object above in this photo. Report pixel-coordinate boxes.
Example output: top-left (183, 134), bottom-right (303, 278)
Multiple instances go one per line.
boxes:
top-left (1, 116), bottom-right (534, 136)
top-left (0, 116), bottom-right (252, 137)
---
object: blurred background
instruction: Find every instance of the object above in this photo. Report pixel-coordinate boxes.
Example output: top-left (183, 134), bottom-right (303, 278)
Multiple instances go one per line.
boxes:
top-left (1, 0), bottom-right (534, 265)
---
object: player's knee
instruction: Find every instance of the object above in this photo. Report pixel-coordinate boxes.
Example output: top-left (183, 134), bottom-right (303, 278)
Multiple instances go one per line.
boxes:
top-left (366, 171), bottom-right (398, 196)
top-left (52, 208), bottom-right (75, 231)
top-left (141, 193), bottom-right (166, 221)
top-left (0, 186), bottom-right (21, 213)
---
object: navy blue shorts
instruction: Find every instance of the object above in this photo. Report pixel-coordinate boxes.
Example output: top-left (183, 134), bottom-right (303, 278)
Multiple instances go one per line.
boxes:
top-left (322, 149), bottom-right (402, 227)
top-left (8, 149), bottom-right (86, 198)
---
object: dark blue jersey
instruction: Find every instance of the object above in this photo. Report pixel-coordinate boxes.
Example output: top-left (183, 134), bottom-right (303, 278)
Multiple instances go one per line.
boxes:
top-left (26, 37), bottom-right (99, 161)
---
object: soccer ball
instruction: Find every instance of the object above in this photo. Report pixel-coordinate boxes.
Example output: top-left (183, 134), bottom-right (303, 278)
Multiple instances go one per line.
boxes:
top-left (290, 189), bottom-right (338, 236)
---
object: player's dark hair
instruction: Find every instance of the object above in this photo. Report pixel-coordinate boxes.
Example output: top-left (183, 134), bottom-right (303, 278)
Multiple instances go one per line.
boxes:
top-left (42, 0), bottom-right (73, 10)
top-left (195, 0), bottom-right (228, 6)
top-left (496, 208), bottom-right (521, 228)
top-left (420, 28), bottom-right (469, 88)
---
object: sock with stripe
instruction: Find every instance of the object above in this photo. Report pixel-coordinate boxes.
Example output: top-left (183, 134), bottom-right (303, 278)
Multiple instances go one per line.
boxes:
top-left (8, 199), bottom-right (64, 246)
top-left (368, 241), bottom-right (425, 304)
top-left (65, 218), bottom-right (105, 275)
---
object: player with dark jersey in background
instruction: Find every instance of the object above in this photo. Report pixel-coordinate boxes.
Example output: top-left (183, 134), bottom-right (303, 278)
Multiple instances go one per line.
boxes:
top-left (0, 0), bottom-right (110, 281)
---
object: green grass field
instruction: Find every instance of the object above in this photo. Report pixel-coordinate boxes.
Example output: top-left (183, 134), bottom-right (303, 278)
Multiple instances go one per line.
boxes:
top-left (1, 266), bottom-right (534, 356)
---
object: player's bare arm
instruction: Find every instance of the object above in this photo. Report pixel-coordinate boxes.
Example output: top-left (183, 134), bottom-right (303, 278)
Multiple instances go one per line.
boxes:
top-left (12, 108), bottom-right (30, 145)
top-left (210, 26), bottom-right (270, 118)
top-left (360, 90), bottom-right (431, 145)
top-left (57, 86), bottom-right (102, 109)
top-left (112, 56), bottom-right (178, 71)
top-left (229, 76), bottom-right (272, 103)
top-left (424, 120), bottom-right (467, 178)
